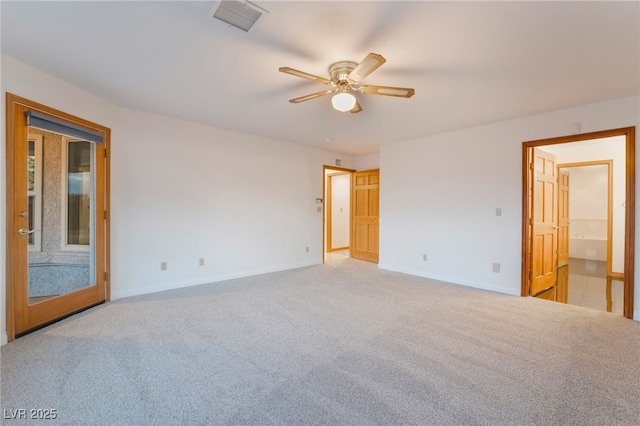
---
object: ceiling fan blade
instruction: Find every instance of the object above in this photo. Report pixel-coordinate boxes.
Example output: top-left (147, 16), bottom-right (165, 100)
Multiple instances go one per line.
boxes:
top-left (289, 90), bottom-right (333, 103)
top-left (350, 99), bottom-right (363, 114)
top-left (279, 67), bottom-right (331, 85)
top-left (348, 53), bottom-right (386, 83)
top-left (360, 85), bottom-right (415, 98)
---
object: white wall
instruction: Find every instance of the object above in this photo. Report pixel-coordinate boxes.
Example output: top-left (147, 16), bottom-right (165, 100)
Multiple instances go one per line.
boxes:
top-left (112, 108), bottom-right (353, 299)
top-left (379, 95), bottom-right (640, 320)
top-left (544, 137), bottom-right (625, 271)
top-left (355, 152), bottom-right (380, 171)
top-left (566, 165), bottom-right (608, 226)
top-left (565, 165), bottom-right (608, 262)
top-left (1, 54), bottom-right (354, 344)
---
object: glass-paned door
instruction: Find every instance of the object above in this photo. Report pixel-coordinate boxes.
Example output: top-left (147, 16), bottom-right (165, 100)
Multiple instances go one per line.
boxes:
top-left (7, 94), bottom-right (109, 339)
top-left (27, 133), bottom-right (95, 305)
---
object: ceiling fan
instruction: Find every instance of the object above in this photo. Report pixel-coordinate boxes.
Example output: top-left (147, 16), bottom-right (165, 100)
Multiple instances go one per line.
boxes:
top-left (279, 53), bottom-right (415, 114)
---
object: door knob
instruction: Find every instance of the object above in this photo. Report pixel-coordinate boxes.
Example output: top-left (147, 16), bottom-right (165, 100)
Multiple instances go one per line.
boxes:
top-left (18, 228), bottom-right (38, 236)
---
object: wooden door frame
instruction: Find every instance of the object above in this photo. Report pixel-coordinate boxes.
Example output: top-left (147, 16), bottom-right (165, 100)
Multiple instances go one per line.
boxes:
top-left (322, 165), bottom-right (355, 263)
top-left (521, 127), bottom-right (635, 319)
top-left (5, 93), bottom-right (111, 342)
top-left (557, 160), bottom-right (614, 276)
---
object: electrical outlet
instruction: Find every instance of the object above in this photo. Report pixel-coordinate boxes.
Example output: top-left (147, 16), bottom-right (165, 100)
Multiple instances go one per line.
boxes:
top-left (161, 261), bottom-right (167, 271)
top-left (493, 263), bottom-right (500, 273)
top-left (306, 246), bottom-right (309, 253)
top-left (199, 258), bottom-right (205, 266)
top-left (423, 254), bottom-right (428, 261)
top-left (495, 207), bottom-right (502, 216)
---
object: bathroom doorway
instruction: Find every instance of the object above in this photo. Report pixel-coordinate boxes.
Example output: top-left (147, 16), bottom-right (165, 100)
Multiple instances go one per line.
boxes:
top-left (522, 127), bottom-right (635, 319)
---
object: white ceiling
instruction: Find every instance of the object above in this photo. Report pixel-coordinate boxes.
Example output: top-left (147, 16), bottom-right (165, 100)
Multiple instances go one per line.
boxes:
top-left (2, 1), bottom-right (638, 155)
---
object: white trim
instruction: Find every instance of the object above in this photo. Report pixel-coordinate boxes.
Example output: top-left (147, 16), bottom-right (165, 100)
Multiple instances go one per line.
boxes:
top-left (111, 260), bottom-right (322, 300)
top-left (377, 263), bottom-right (521, 296)
top-left (1, 332), bottom-right (8, 346)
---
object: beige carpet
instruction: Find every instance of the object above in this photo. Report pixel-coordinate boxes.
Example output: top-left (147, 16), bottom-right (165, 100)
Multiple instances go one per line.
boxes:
top-left (2, 258), bottom-right (639, 425)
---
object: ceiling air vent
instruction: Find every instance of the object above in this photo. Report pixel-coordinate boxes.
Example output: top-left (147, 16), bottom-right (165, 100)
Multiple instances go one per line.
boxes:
top-left (210, 0), bottom-right (268, 33)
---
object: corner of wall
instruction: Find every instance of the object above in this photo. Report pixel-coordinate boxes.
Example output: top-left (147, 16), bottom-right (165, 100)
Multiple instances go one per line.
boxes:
top-left (354, 152), bottom-right (380, 170)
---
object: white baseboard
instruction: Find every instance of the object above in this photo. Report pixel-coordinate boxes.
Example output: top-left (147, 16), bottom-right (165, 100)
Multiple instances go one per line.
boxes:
top-left (377, 263), bottom-right (520, 296)
top-left (111, 260), bottom-right (322, 301)
top-left (1, 331), bottom-right (8, 346)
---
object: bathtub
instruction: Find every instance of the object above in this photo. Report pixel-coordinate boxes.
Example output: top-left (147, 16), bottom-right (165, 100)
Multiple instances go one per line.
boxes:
top-left (569, 236), bottom-right (607, 261)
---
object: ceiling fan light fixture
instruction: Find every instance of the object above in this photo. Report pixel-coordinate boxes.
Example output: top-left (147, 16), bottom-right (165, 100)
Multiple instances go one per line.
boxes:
top-left (280, 52), bottom-right (414, 113)
top-left (331, 92), bottom-right (356, 112)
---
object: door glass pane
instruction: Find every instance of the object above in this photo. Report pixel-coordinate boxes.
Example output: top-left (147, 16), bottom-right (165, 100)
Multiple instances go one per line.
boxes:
top-left (27, 130), bottom-right (95, 305)
top-left (67, 141), bottom-right (91, 246)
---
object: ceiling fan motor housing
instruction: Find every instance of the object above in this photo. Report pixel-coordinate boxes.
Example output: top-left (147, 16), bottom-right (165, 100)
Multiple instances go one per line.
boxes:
top-left (329, 61), bottom-right (358, 84)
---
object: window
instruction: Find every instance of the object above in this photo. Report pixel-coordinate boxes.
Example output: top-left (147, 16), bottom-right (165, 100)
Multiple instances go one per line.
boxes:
top-left (62, 139), bottom-right (93, 250)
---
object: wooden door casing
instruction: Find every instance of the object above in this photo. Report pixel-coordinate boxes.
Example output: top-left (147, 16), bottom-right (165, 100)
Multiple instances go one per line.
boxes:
top-left (351, 169), bottom-right (379, 263)
top-left (557, 169), bottom-right (570, 268)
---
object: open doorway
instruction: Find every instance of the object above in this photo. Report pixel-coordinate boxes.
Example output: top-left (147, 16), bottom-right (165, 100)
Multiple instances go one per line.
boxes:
top-left (522, 127), bottom-right (635, 319)
top-left (323, 166), bottom-right (354, 263)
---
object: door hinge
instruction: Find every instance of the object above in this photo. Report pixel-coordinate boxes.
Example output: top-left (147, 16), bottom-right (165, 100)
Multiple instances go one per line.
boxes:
top-left (104, 210), bottom-right (107, 220)
top-left (104, 149), bottom-right (107, 158)
top-left (104, 271), bottom-right (109, 281)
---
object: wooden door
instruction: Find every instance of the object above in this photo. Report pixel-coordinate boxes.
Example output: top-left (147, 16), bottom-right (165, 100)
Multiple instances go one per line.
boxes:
top-left (351, 169), bottom-right (379, 263)
top-left (6, 94), bottom-right (110, 340)
top-left (530, 149), bottom-right (557, 295)
top-left (557, 169), bottom-right (570, 267)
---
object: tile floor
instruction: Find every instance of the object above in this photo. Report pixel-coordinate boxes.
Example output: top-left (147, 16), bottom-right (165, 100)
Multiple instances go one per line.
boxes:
top-left (325, 249), bottom-right (349, 263)
top-left (566, 258), bottom-right (624, 315)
